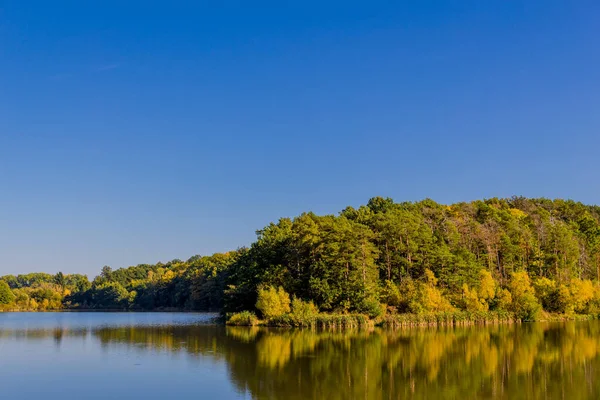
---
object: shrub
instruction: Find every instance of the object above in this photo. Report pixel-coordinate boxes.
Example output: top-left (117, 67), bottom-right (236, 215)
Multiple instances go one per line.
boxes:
top-left (409, 270), bottom-right (454, 313)
top-left (256, 286), bottom-right (291, 319)
top-left (267, 314), bottom-right (295, 327)
top-left (290, 297), bottom-right (319, 324)
top-left (227, 311), bottom-right (259, 326)
top-left (569, 279), bottom-right (595, 313)
top-left (358, 296), bottom-right (385, 318)
top-left (509, 271), bottom-right (541, 321)
top-left (463, 284), bottom-right (487, 312)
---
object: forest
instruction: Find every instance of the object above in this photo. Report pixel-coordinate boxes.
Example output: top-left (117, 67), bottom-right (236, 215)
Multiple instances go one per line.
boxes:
top-left (2, 197), bottom-right (600, 325)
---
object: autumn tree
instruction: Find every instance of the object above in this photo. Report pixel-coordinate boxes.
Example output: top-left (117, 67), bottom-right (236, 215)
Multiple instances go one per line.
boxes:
top-left (0, 280), bottom-right (15, 305)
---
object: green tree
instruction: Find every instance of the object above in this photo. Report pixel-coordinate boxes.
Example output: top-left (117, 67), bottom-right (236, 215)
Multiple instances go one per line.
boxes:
top-left (0, 280), bottom-right (15, 305)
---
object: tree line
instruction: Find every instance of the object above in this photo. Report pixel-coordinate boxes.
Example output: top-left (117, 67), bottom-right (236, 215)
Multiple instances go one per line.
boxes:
top-left (2, 197), bottom-right (600, 321)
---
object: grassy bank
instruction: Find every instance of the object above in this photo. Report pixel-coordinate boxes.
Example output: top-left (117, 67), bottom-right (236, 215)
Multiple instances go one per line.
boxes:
top-left (226, 311), bottom-right (517, 328)
top-left (226, 311), bottom-right (373, 329)
top-left (226, 310), bottom-right (600, 328)
top-left (535, 312), bottom-right (599, 322)
top-left (382, 311), bottom-right (516, 327)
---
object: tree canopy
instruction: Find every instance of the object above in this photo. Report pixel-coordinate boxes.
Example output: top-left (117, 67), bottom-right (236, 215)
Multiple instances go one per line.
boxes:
top-left (3, 196), bottom-right (600, 319)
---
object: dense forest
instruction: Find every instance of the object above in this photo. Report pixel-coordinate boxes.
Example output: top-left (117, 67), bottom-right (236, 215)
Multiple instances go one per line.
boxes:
top-left (3, 197), bottom-right (600, 324)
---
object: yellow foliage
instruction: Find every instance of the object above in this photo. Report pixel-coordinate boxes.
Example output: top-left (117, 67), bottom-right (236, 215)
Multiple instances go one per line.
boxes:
top-left (509, 271), bottom-right (535, 298)
top-left (463, 284), bottom-right (488, 312)
top-left (569, 279), bottom-right (594, 313)
top-left (556, 284), bottom-right (572, 314)
top-left (161, 270), bottom-right (175, 282)
top-left (509, 272), bottom-right (541, 320)
top-left (412, 275), bottom-right (454, 313)
top-left (256, 286), bottom-right (291, 319)
top-left (478, 270), bottom-right (496, 302)
top-left (494, 288), bottom-right (512, 311)
top-left (509, 208), bottom-right (527, 219)
top-left (424, 269), bottom-right (438, 287)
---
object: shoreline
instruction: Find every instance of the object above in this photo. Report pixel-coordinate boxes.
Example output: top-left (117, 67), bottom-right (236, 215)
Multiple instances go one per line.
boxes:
top-left (2, 309), bottom-right (598, 329)
top-left (226, 310), bottom-right (600, 328)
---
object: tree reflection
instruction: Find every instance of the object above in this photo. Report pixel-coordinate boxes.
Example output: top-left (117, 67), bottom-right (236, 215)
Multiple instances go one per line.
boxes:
top-left (4, 322), bottom-right (600, 399)
top-left (98, 322), bottom-right (600, 399)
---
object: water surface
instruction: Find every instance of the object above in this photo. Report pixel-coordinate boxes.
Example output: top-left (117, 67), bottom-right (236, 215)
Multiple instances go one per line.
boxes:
top-left (1, 312), bottom-right (599, 399)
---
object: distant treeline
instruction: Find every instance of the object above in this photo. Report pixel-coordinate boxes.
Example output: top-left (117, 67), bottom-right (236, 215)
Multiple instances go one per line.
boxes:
top-left (2, 197), bottom-right (600, 322)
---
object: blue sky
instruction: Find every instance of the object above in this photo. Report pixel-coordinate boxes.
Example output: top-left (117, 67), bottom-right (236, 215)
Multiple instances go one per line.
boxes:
top-left (1, 1), bottom-right (599, 276)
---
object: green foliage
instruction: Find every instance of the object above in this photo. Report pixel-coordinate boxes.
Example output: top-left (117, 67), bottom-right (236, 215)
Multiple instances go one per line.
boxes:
top-left (91, 282), bottom-right (131, 309)
top-left (461, 270), bottom-right (498, 312)
top-left (290, 297), bottom-right (319, 323)
top-left (493, 288), bottom-right (512, 311)
top-left (380, 280), bottom-right (401, 307)
top-left (256, 286), bottom-right (291, 319)
top-left (6, 196), bottom-right (600, 321)
top-left (0, 280), bottom-right (15, 305)
top-left (534, 277), bottom-right (558, 311)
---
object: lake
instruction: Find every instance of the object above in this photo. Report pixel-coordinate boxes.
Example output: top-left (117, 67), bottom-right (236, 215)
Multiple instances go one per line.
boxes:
top-left (1, 313), bottom-right (599, 399)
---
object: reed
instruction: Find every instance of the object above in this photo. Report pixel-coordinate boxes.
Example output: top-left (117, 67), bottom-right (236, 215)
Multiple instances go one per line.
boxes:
top-left (382, 311), bottom-right (517, 327)
top-left (226, 311), bottom-right (260, 326)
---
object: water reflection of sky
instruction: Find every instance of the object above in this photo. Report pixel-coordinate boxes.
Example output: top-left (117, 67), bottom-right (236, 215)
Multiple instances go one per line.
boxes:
top-left (0, 313), bottom-right (242, 400)
top-left (2, 314), bottom-right (600, 400)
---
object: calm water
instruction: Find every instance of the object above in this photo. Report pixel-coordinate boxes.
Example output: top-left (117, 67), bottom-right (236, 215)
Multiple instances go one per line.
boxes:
top-left (1, 313), bottom-right (599, 399)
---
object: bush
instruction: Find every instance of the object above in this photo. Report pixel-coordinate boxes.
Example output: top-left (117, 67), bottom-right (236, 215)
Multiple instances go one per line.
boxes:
top-left (569, 279), bottom-right (594, 313)
top-left (227, 311), bottom-right (259, 326)
top-left (509, 272), bottom-right (541, 321)
top-left (357, 296), bottom-right (385, 318)
top-left (409, 270), bottom-right (454, 313)
top-left (256, 286), bottom-right (291, 319)
top-left (267, 314), bottom-right (295, 327)
top-left (290, 297), bottom-right (319, 324)
top-left (462, 284), bottom-right (487, 312)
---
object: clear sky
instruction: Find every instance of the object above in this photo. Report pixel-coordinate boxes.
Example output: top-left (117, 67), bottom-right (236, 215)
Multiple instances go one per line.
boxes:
top-left (1, 1), bottom-right (599, 276)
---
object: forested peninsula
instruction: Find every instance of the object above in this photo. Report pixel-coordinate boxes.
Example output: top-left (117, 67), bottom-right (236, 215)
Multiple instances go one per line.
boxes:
top-left (3, 197), bottom-right (600, 327)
